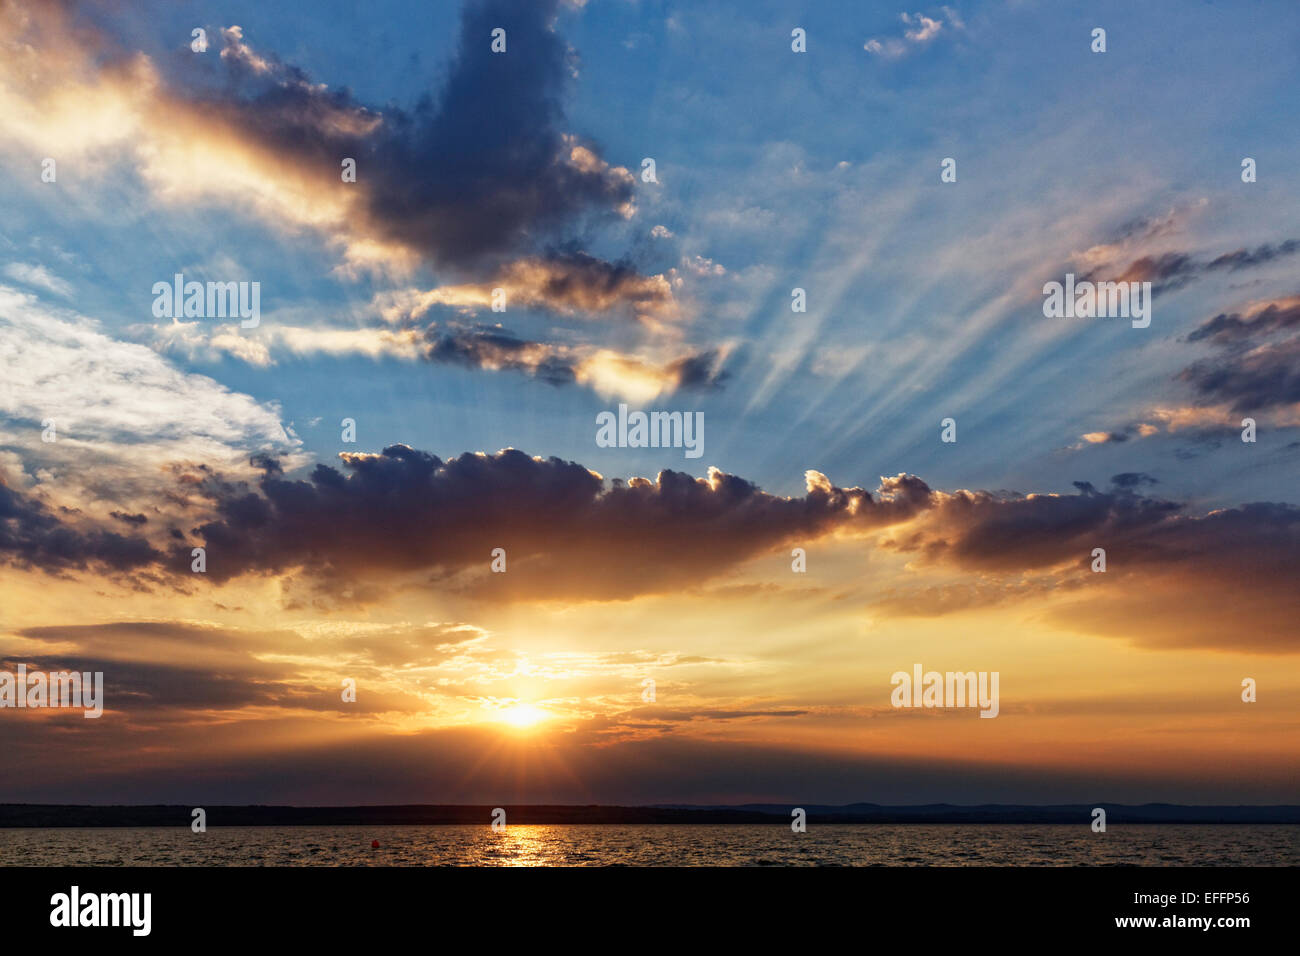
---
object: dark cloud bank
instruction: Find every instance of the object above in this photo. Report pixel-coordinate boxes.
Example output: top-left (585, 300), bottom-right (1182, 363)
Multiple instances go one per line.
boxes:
top-left (4, 447), bottom-right (1296, 650)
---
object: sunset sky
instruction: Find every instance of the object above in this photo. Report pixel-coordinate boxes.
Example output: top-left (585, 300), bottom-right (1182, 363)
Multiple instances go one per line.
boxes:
top-left (1, 0), bottom-right (1297, 806)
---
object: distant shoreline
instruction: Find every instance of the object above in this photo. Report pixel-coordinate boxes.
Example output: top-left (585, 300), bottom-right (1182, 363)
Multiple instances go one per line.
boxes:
top-left (3, 804), bottom-right (1298, 827)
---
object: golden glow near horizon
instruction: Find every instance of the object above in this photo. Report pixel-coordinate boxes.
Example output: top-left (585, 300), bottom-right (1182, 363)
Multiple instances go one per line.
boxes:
top-left (497, 702), bottom-right (550, 729)
top-left (2, 0), bottom-right (1299, 810)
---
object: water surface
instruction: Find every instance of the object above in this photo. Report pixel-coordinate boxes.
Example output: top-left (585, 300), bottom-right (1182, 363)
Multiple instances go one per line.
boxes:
top-left (2, 824), bottom-right (1296, 866)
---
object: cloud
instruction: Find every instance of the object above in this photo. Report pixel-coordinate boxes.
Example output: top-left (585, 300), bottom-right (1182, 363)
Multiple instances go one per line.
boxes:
top-left (427, 327), bottom-right (727, 400)
top-left (6, 426), bottom-right (1297, 652)
top-left (0, 0), bottom-right (660, 316)
top-left (886, 478), bottom-right (1182, 573)
top-left (425, 327), bottom-right (581, 386)
top-left (1205, 239), bottom-right (1300, 272)
top-left (0, 285), bottom-right (298, 515)
top-left (6, 619), bottom-right (492, 718)
top-left (0, 476), bottom-right (159, 575)
top-left (871, 578), bottom-right (1057, 618)
top-left (1072, 422), bottom-right (1161, 448)
top-left (1071, 293), bottom-right (1300, 446)
top-left (391, 252), bottom-right (677, 323)
top-left (1186, 295), bottom-right (1300, 346)
top-left (1179, 295), bottom-right (1300, 414)
top-left (151, 319), bottom-right (725, 402)
top-left (3, 618), bottom-right (782, 746)
top-left (349, 1), bottom-right (639, 272)
top-left (150, 321), bottom-right (424, 367)
top-left (3, 715), bottom-right (1286, 805)
top-left (879, 477), bottom-right (1299, 651)
top-left (901, 12), bottom-right (943, 42)
top-left (2, 653), bottom-right (292, 713)
top-left (169, 448), bottom-right (932, 600)
top-left (2, 262), bottom-right (73, 298)
top-left (1179, 337), bottom-right (1300, 414)
top-left (864, 10), bottom-right (950, 58)
top-left (681, 255), bottom-right (726, 278)
top-left (1109, 472), bottom-right (1158, 489)
top-left (1079, 240), bottom-right (1300, 295)
top-left (1080, 431), bottom-right (1129, 445)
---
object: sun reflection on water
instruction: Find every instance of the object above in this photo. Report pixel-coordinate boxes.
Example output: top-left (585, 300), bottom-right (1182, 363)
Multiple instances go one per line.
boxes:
top-left (484, 825), bottom-right (568, 866)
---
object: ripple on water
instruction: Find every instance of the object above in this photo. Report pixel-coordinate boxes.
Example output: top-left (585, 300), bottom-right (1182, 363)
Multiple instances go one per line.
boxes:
top-left (2, 824), bottom-right (1298, 866)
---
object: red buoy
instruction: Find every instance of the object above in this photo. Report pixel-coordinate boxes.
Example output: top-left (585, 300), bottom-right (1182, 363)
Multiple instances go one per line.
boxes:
top-left (371, 840), bottom-right (380, 848)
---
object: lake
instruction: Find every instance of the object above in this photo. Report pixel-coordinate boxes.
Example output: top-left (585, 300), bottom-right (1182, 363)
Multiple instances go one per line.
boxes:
top-left (2, 824), bottom-right (1297, 866)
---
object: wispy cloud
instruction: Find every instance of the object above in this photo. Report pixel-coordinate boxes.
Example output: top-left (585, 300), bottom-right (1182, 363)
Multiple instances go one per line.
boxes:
top-left (2, 262), bottom-right (73, 298)
top-left (864, 10), bottom-right (954, 58)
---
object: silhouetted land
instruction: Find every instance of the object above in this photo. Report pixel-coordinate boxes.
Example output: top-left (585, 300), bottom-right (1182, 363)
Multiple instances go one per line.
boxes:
top-left (2, 803), bottom-right (1298, 827)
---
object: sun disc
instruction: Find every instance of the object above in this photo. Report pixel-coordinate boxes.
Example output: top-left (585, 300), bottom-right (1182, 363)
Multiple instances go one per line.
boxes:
top-left (500, 703), bottom-right (547, 728)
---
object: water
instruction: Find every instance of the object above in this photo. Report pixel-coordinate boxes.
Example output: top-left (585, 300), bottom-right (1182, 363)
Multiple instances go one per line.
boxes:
top-left (2, 824), bottom-right (1296, 866)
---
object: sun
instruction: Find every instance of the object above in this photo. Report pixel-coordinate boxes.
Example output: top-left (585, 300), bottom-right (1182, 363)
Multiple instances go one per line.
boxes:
top-left (499, 702), bottom-right (549, 728)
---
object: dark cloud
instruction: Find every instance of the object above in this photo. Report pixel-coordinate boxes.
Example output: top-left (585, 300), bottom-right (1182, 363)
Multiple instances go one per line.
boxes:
top-left (1110, 210), bottom-right (1180, 243)
top-left (1084, 241), bottom-right (1300, 295)
top-left (1076, 295), bottom-right (1300, 443)
top-left (13, 435), bottom-right (1295, 651)
top-left (187, 0), bottom-right (645, 301)
top-left (357, 2), bottom-right (634, 271)
top-left (891, 484), bottom-right (1182, 573)
top-left (1187, 297), bottom-right (1300, 345)
top-left (425, 327), bottom-right (578, 386)
top-left (1, 654), bottom-right (289, 712)
top-left (9, 430), bottom-right (1296, 652)
top-left (1180, 296), bottom-right (1300, 412)
top-left (666, 349), bottom-right (729, 391)
top-left (1110, 251), bottom-right (1196, 292)
top-left (1206, 239), bottom-right (1300, 272)
top-left (1110, 472), bottom-right (1158, 489)
top-left (423, 325), bottom-right (727, 392)
top-left (17, 620), bottom-right (294, 656)
top-left (490, 252), bottom-right (673, 317)
top-left (893, 480), bottom-right (1297, 582)
top-left (882, 482), bottom-right (1299, 651)
top-left (9, 620), bottom-right (488, 714)
top-left (0, 478), bottom-right (159, 575)
top-left (1179, 337), bottom-right (1300, 412)
top-left (0, 718), bottom-right (1288, 806)
top-left (174, 447), bottom-right (930, 599)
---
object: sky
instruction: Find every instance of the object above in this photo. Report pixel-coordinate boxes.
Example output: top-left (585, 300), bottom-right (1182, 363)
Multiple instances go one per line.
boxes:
top-left (0, 0), bottom-right (1297, 806)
